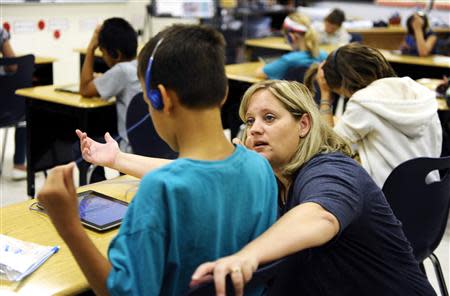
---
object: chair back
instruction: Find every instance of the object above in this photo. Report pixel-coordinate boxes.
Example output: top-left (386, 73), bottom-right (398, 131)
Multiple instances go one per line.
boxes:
top-left (187, 258), bottom-right (287, 296)
top-left (126, 92), bottom-right (178, 159)
top-left (0, 54), bottom-right (35, 127)
top-left (382, 156), bottom-right (450, 262)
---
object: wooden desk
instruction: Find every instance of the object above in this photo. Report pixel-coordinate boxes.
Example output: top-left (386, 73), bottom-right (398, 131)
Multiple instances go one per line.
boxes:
top-left (16, 85), bottom-right (117, 197)
top-left (244, 37), bottom-right (450, 79)
top-left (347, 27), bottom-right (450, 50)
top-left (19, 55), bottom-right (57, 86)
top-left (245, 37), bottom-right (337, 60)
top-left (416, 78), bottom-right (449, 112)
top-left (73, 48), bottom-right (109, 74)
top-left (226, 61), bottom-right (264, 84)
top-left (0, 175), bottom-right (139, 295)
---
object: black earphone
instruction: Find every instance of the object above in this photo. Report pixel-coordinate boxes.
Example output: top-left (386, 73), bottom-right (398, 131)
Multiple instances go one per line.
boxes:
top-left (144, 38), bottom-right (165, 110)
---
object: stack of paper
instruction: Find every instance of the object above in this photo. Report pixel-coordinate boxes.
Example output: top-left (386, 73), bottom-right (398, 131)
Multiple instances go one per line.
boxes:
top-left (0, 234), bottom-right (59, 282)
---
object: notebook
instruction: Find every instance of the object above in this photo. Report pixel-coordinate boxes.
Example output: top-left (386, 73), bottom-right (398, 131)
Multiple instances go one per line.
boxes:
top-left (0, 234), bottom-right (59, 282)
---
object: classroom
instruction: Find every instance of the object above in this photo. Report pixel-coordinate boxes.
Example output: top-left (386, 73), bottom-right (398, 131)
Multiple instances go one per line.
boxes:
top-left (1, 0), bottom-right (449, 295)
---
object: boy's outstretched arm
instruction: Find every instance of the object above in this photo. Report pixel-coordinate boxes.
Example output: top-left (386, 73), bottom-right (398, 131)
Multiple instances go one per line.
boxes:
top-left (76, 129), bottom-right (173, 178)
top-left (37, 163), bottom-right (111, 296)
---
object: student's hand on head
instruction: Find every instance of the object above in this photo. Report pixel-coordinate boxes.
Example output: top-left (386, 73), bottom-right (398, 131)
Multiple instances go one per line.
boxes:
top-left (37, 163), bottom-right (81, 238)
top-left (317, 62), bottom-right (332, 99)
top-left (87, 25), bottom-right (101, 51)
top-left (412, 14), bottom-right (424, 31)
top-left (190, 253), bottom-right (259, 296)
top-left (76, 129), bottom-right (120, 167)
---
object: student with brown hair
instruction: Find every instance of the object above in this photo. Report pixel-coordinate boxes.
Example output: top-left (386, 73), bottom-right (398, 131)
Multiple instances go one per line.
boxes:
top-left (401, 12), bottom-right (438, 57)
top-left (256, 12), bottom-right (327, 80)
top-left (314, 8), bottom-right (351, 45)
top-left (317, 43), bottom-right (442, 187)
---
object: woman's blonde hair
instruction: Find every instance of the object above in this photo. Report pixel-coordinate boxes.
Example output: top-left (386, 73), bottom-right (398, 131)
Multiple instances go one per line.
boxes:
top-left (283, 12), bottom-right (320, 58)
top-left (239, 80), bottom-right (352, 177)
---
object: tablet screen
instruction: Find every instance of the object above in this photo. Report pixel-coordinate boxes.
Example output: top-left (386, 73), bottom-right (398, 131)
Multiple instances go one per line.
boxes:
top-left (77, 191), bottom-right (128, 231)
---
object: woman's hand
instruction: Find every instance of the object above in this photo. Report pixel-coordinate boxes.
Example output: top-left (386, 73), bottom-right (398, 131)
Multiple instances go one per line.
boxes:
top-left (190, 252), bottom-right (259, 296)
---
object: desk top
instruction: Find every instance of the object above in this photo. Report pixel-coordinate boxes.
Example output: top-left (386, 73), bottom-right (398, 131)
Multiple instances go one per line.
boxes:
top-left (34, 56), bottom-right (57, 65)
top-left (416, 78), bottom-right (449, 111)
top-left (379, 50), bottom-right (450, 69)
top-left (16, 85), bottom-right (115, 108)
top-left (244, 37), bottom-right (450, 69)
top-left (347, 26), bottom-right (450, 34)
top-left (245, 37), bottom-right (337, 53)
top-left (225, 61), bottom-right (264, 84)
top-left (73, 48), bottom-right (103, 57)
top-left (0, 175), bottom-right (140, 295)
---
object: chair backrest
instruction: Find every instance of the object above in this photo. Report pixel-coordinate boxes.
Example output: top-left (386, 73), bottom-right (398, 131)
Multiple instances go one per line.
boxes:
top-left (382, 156), bottom-right (450, 262)
top-left (187, 258), bottom-right (287, 296)
top-left (126, 92), bottom-right (178, 159)
top-left (0, 54), bottom-right (35, 127)
top-left (349, 33), bottom-right (363, 43)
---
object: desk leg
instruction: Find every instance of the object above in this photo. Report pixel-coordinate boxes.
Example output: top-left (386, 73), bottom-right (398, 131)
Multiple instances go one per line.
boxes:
top-left (26, 99), bottom-right (35, 198)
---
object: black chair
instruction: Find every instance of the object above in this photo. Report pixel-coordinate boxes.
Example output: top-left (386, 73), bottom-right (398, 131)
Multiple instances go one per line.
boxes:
top-left (126, 92), bottom-right (178, 159)
top-left (382, 156), bottom-right (450, 296)
top-left (187, 258), bottom-right (287, 296)
top-left (0, 54), bottom-right (35, 176)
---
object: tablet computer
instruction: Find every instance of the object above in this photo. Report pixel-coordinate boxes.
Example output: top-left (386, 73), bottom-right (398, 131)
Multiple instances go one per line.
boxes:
top-left (54, 84), bottom-right (80, 94)
top-left (37, 190), bottom-right (128, 232)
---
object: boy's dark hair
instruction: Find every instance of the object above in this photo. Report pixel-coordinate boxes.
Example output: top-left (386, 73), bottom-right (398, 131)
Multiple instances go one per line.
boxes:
top-left (323, 43), bottom-right (396, 95)
top-left (138, 24), bottom-right (227, 109)
top-left (325, 9), bottom-right (346, 26)
top-left (98, 17), bottom-right (137, 60)
top-left (406, 13), bottom-right (429, 36)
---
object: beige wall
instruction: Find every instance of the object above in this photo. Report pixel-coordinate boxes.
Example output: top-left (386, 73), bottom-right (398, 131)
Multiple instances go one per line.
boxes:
top-left (1, 2), bottom-right (198, 84)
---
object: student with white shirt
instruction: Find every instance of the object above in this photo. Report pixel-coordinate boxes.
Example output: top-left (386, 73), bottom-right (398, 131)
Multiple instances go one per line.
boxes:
top-left (313, 8), bottom-right (351, 45)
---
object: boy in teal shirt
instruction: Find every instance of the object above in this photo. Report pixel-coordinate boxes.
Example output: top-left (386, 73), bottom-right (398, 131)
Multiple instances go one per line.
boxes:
top-left (37, 24), bottom-right (277, 295)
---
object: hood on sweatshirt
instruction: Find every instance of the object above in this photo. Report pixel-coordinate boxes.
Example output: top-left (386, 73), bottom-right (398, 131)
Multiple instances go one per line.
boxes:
top-left (349, 77), bottom-right (438, 138)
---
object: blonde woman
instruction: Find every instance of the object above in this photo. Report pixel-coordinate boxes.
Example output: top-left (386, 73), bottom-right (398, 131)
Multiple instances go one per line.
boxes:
top-left (191, 80), bottom-right (435, 296)
top-left (256, 13), bottom-right (327, 79)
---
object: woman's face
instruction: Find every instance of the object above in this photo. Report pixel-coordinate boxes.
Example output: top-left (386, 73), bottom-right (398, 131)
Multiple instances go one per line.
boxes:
top-left (244, 89), bottom-right (302, 172)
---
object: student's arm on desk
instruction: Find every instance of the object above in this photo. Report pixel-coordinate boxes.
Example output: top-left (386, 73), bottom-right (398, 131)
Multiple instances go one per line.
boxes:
top-left (80, 26), bottom-right (101, 97)
top-left (37, 164), bottom-right (111, 296)
top-left (76, 130), bottom-right (172, 178)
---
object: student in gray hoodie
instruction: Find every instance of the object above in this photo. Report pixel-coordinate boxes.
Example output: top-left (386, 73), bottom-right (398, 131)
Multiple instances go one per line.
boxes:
top-left (317, 43), bottom-right (442, 187)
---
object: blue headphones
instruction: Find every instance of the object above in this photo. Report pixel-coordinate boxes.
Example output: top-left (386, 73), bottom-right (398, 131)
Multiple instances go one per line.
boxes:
top-left (144, 38), bottom-right (164, 110)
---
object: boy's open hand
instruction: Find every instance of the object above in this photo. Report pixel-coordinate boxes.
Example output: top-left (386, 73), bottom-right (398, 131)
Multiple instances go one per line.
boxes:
top-left (76, 129), bottom-right (120, 168)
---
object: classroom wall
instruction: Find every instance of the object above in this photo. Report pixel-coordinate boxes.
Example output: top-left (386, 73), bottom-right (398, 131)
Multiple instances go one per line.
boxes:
top-left (312, 1), bottom-right (450, 26)
top-left (1, 2), bottom-right (198, 85)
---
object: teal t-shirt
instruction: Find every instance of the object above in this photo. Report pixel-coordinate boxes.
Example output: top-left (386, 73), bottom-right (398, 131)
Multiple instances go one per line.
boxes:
top-left (263, 50), bottom-right (328, 79)
top-left (107, 145), bottom-right (278, 295)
